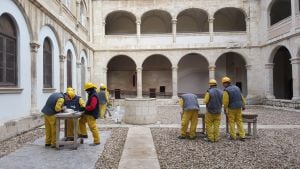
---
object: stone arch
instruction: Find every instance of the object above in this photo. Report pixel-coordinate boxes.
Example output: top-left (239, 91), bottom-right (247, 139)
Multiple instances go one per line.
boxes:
top-left (142, 54), bottom-right (172, 97)
top-left (105, 10), bottom-right (137, 35)
top-left (213, 7), bottom-right (246, 32)
top-left (216, 52), bottom-right (248, 96)
top-left (178, 53), bottom-right (209, 97)
top-left (271, 46), bottom-right (293, 99)
top-left (176, 8), bottom-right (209, 33)
top-left (268, 0), bottom-right (291, 26)
top-left (107, 55), bottom-right (137, 98)
top-left (141, 10), bottom-right (172, 34)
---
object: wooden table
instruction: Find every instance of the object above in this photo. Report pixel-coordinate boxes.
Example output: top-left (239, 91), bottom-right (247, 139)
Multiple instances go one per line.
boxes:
top-left (55, 111), bottom-right (83, 149)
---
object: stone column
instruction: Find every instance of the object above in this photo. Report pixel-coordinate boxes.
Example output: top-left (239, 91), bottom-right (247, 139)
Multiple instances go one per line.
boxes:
top-left (209, 17), bottom-right (214, 42)
top-left (245, 17), bottom-right (251, 44)
top-left (102, 21), bottom-right (106, 38)
top-left (172, 19), bottom-right (177, 43)
top-left (136, 19), bottom-right (141, 43)
top-left (59, 54), bottom-right (66, 92)
top-left (76, 62), bottom-right (82, 95)
top-left (136, 67), bottom-right (143, 98)
top-left (172, 66), bottom-right (178, 99)
top-left (102, 68), bottom-right (108, 85)
top-left (265, 63), bottom-right (275, 99)
top-left (30, 41), bottom-right (40, 114)
top-left (291, 57), bottom-right (300, 101)
top-left (208, 65), bottom-right (216, 80)
top-left (291, 0), bottom-right (297, 33)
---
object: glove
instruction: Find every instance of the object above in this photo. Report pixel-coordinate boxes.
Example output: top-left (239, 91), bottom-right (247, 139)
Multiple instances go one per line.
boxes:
top-left (79, 107), bottom-right (85, 112)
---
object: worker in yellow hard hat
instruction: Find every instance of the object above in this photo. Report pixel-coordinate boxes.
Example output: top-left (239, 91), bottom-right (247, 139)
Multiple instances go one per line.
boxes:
top-left (222, 76), bottom-right (246, 141)
top-left (41, 92), bottom-right (65, 148)
top-left (78, 82), bottom-right (100, 146)
top-left (97, 83), bottom-right (110, 119)
top-left (178, 93), bottom-right (199, 140)
top-left (203, 79), bottom-right (223, 142)
top-left (64, 87), bottom-right (85, 141)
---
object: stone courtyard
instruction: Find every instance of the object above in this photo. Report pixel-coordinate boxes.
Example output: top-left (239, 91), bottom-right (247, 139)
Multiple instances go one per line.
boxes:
top-left (0, 105), bottom-right (300, 169)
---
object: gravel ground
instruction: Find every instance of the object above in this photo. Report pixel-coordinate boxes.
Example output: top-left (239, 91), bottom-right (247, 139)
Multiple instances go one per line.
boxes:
top-left (151, 128), bottom-right (300, 169)
top-left (95, 127), bottom-right (128, 169)
top-left (156, 105), bottom-right (300, 125)
top-left (0, 128), bottom-right (44, 158)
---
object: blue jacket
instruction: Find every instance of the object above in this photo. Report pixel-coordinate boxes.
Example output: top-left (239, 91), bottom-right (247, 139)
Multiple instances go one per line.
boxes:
top-left (207, 87), bottom-right (223, 114)
top-left (41, 92), bottom-right (64, 115)
top-left (181, 93), bottom-right (199, 111)
top-left (225, 85), bottom-right (243, 109)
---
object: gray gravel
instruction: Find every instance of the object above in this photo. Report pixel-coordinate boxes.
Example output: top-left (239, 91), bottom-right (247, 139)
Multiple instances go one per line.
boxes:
top-left (0, 128), bottom-right (44, 158)
top-left (151, 128), bottom-right (300, 169)
top-left (95, 127), bottom-right (128, 169)
top-left (157, 105), bottom-right (300, 125)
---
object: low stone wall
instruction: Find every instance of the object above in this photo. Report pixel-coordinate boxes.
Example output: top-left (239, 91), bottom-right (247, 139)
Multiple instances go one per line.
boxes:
top-left (264, 99), bottom-right (300, 109)
top-left (0, 114), bottom-right (44, 142)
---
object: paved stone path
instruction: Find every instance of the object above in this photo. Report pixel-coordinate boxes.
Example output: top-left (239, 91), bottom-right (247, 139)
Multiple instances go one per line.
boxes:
top-left (0, 131), bottom-right (110, 169)
top-left (118, 126), bottom-right (160, 169)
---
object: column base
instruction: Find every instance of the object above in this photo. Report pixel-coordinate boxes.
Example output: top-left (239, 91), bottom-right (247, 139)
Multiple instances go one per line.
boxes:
top-left (265, 94), bottom-right (275, 99)
top-left (30, 107), bottom-right (39, 115)
top-left (172, 95), bottom-right (178, 99)
top-left (292, 97), bottom-right (300, 101)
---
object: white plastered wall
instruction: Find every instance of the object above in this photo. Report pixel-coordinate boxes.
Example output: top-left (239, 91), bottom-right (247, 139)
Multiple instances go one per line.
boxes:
top-left (0, 0), bottom-right (31, 124)
top-left (36, 25), bottom-right (60, 111)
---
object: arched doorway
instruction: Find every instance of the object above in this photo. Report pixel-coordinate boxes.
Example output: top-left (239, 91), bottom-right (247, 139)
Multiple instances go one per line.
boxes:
top-left (177, 8), bottom-right (209, 33)
top-left (214, 7), bottom-right (246, 32)
top-left (272, 46), bottom-right (293, 99)
top-left (105, 11), bottom-right (136, 35)
top-left (107, 55), bottom-right (137, 98)
top-left (178, 53), bottom-right (209, 97)
top-left (216, 52), bottom-right (247, 96)
top-left (269, 0), bottom-right (291, 25)
top-left (141, 10), bottom-right (172, 34)
top-left (66, 50), bottom-right (73, 88)
top-left (142, 54), bottom-right (172, 98)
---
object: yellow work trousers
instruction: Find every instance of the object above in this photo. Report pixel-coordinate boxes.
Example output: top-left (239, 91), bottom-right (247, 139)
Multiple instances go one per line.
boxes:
top-left (44, 115), bottom-right (56, 146)
top-left (181, 110), bottom-right (198, 138)
top-left (99, 104), bottom-right (107, 119)
top-left (66, 119), bottom-right (79, 137)
top-left (79, 115), bottom-right (100, 144)
top-left (227, 108), bottom-right (245, 140)
top-left (205, 112), bottom-right (221, 142)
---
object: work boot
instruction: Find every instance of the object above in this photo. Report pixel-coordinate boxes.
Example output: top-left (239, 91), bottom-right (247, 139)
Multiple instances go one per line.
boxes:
top-left (78, 134), bottom-right (88, 138)
top-left (188, 136), bottom-right (196, 140)
top-left (177, 136), bottom-right (186, 139)
top-left (66, 137), bottom-right (74, 141)
top-left (45, 144), bottom-right (51, 147)
top-left (240, 137), bottom-right (246, 142)
top-left (204, 137), bottom-right (213, 143)
top-left (89, 143), bottom-right (100, 146)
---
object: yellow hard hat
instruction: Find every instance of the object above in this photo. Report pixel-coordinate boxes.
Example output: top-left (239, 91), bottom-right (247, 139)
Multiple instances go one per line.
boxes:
top-left (222, 76), bottom-right (231, 83)
top-left (100, 83), bottom-right (107, 89)
top-left (66, 88), bottom-right (75, 99)
top-left (84, 82), bottom-right (96, 90)
top-left (208, 79), bottom-right (217, 85)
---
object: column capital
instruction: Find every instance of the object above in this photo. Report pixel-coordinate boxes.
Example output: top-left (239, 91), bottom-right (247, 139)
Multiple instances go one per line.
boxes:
top-left (208, 65), bottom-right (216, 71)
top-left (265, 63), bottom-right (274, 69)
top-left (245, 64), bottom-right (252, 70)
top-left (136, 20), bottom-right (141, 24)
top-left (76, 0), bottom-right (80, 5)
top-left (172, 66), bottom-right (178, 70)
top-left (171, 19), bottom-right (177, 24)
top-left (76, 62), bottom-right (82, 66)
top-left (208, 17), bottom-right (214, 23)
top-left (291, 57), bottom-right (300, 64)
top-left (59, 54), bottom-right (66, 62)
top-left (30, 41), bottom-right (40, 53)
top-left (136, 67), bottom-right (143, 71)
top-left (87, 66), bottom-right (91, 71)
